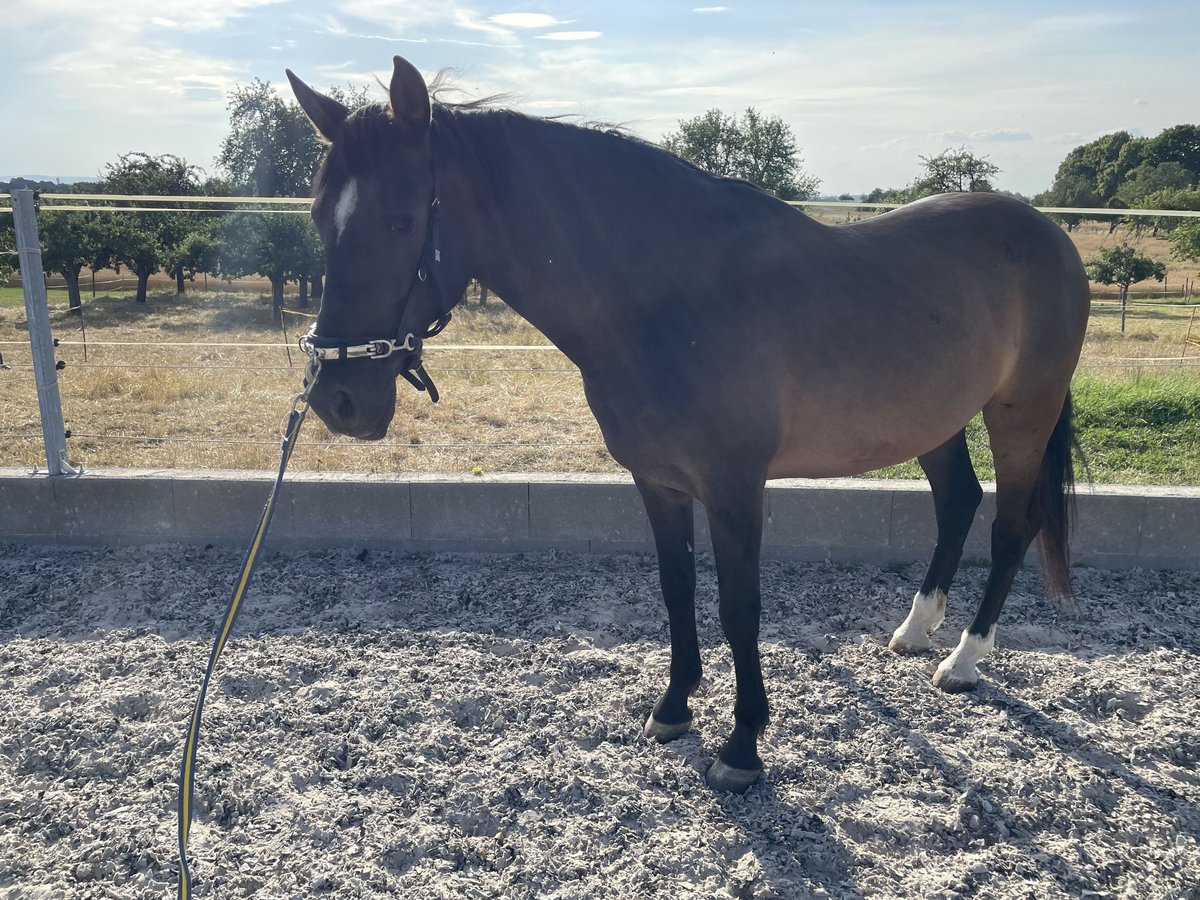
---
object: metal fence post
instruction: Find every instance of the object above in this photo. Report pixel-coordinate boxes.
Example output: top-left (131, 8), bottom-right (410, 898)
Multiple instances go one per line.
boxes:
top-left (12, 189), bottom-right (77, 476)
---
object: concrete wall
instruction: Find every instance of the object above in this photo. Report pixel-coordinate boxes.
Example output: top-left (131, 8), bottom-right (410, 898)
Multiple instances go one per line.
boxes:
top-left (2, 468), bottom-right (1197, 570)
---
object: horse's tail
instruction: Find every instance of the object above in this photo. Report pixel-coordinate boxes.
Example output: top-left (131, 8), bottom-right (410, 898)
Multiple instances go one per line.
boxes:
top-left (1034, 391), bottom-right (1083, 601)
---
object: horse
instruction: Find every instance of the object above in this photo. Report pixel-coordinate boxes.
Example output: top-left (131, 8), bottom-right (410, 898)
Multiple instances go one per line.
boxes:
top-left (285, 56), bottom-right (1090, 792)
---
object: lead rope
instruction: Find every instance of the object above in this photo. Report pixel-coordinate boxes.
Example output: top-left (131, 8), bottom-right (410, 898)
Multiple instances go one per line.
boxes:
top-left (176, 350), bottom-right (321, 899)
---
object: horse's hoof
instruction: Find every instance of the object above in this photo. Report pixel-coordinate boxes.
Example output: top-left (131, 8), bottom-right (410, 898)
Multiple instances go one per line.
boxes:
top-left (932, 662), bottom-right (978, 693)
top-left (706, 759), bottom-right (762, 793)
top-left (643, 713), bottom-right (693, 743)
top-left (888, 630), bottom-right (932, 654)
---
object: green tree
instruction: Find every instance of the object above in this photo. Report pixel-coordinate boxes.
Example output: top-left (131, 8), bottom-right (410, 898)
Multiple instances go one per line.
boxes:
top-left (219, 80), bottom-right (325, 198)
top-left (1171, 220), bottom-right (1200, 267)
top-left (1034, 174), bottom-right (1102, 231)
top-left (911, 146), bottom-right (999, 196)
top-left (1115, 160), bottom-right (1196, 208)
top-left (0, 214), bottom-right (15, 281)
top-left (39, 208), bottom-right (106, 312)
top-left (1085, 243), bottom-right (1166, 333)
top-left (99, 152), bottom-right (204, 302)
top-left (864, 147), bottom-right (999, 208)
top-left (218, 80), bottom-right (368, 308)
top-left (219, 212), bottom-right (323, 321)
top-left (662, 107), bottom-right (820, 200)
top-left (1134, 186), bottom-right (1200, 237)
top-left (1037, 127), bottom-right (1199, 232)
top-left (1141, 124), bottom-right (1200, 180)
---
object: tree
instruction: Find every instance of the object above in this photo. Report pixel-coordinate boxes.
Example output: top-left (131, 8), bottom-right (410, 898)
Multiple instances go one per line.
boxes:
top-left (1140, 124), bottom-right (1200, 180)
top-left (911, 147), bottom-right (999, 196)
top-left (219, 80), bottom-right (325, 198)
top-left (1134, 186), bottom-right (1200, 237)
top-left (99, 152), bottom-right (204, 302)
top-left (1037, 126), bottom-right (1199, 231)
top-left (219, 213), bottom-right (323, 321)
top-left (217, 80), bottom-right (369, 312)
top-left (1034, 174), bottom-right (1101, 231)
top-left (1171, 220), bottom-right (1200, 266)
top-left (662, 107), bottom-right (820, 200)
top-left (0, 214), bottom-right (15, 282)
top-left (863, 148), bottom-right (1000, 208)
top-left (39, 209), bottom-right (105, 312)
top-left (1115, 160), bottom-right (1196, 208)
top-left (1085, 243), bottom-right (1166, 333)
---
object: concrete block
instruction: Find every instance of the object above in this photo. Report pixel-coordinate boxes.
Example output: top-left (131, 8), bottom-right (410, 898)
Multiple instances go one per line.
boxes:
top-left (410, 481), bottom-right (529, 542)
top-left (529, 482), bottom-right (649, 544)
top-left (52, 475), bottom-right (176, 540)
top-left (887, 488), bottom-right (938, 558)
top-left (289, 480), bottom-right (410, 544)
top-left (1138, 495), bottom-right (1200, 561)
top-left (171, 477), bottom-right (277, 543)
top-left (0, 476), bottom-right (56, 537)
top-left (1072, 492), bottom-right (1146, 559)
top-left (766, 485), bottom-right (891, 552)
top-left (960, 493), bottom-right (997, 562)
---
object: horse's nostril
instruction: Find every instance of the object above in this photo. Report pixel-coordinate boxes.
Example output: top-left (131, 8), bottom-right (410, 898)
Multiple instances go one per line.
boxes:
top-left (333, 389), bottom-right (355, 423)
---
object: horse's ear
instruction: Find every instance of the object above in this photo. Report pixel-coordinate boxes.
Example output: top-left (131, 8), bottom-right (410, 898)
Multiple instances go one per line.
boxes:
top-left (286, 69), bottom-right (350, 143)
top-left (387, 56), bottom-right (431, 135)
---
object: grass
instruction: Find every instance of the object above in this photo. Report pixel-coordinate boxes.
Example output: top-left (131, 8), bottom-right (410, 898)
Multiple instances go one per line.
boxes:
top-left (866, 374), bottom-right (1200, 485)
top-left (1, 266), bottom-right (1199, 484)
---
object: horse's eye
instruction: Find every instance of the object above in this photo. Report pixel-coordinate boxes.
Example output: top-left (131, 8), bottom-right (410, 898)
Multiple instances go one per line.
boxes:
top-left (387, 214), bottom-right (415, 234)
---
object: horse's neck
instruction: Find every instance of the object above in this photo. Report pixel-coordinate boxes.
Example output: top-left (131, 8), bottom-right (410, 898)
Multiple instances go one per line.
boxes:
top-left (445, 111), bottom-right (699, 369)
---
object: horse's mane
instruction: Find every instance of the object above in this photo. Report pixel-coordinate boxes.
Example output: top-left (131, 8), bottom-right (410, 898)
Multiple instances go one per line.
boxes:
top-left (425, 77), bottom-right (772, 200)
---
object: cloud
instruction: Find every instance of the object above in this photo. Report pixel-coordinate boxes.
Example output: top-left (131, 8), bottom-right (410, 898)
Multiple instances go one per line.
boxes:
top-left (692, 6), bottom-right (730, 12)
top-left (489, 13), bottom-right (566, 29)
top-left (339, 0), bottom-right (517, 42)
top-left (535, 31), bottom-right (603, 42)
top-left (8, 0), bottom-right (283, 32)
top-left (934, 128), bottom-right (1032, 143)
top-left (1134, 97), bottom-right (1149, 106)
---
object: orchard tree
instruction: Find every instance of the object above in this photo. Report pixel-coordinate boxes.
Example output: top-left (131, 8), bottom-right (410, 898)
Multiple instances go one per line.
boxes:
top-left (1085, 243), bottom-right (1166, 333)
top-left (218, 79), bottom-right (369, 302)
top-left (100, 152), bottom-right (204, 302)
top-left (39, 210), bottom-right (106, 311)
top-left (219, 212), bottom-right (323, 321)
top-left (912, 147), bottom-right (999, 195)
top-left (219, 80), bottom-right (325, 198)
top-left (0, 214), bottom-right (15, 281)
top-left (662, 107), bottom-right (821, 200)
top-left (865, 147), bottom-right (1000, 207)
top-left (1172, 220), bottom-right (1200, 267)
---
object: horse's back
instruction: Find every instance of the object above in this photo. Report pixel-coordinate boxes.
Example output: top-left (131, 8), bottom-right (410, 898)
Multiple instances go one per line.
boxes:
top-left (759, 193), bottom-right (1090, 478)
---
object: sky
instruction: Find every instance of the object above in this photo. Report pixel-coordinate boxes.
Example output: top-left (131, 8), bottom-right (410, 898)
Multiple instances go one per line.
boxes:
top-left (2, 1), bottom-right (1197, 197)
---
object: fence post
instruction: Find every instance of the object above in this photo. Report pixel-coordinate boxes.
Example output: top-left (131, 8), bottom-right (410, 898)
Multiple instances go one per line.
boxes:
top-left (12, 189), bottom-right (77, 476)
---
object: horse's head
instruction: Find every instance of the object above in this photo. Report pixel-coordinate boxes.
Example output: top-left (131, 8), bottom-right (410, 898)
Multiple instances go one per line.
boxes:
top-left (287, 56), bottom-right (460, 440)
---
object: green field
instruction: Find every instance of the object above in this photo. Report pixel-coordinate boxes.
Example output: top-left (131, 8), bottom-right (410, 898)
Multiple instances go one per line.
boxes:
top-left (868, 374), bottom-right (1200, 485)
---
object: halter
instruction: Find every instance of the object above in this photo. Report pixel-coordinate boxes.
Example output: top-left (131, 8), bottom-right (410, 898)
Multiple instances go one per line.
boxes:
top-left (299, 146), bottom-right (454, 403)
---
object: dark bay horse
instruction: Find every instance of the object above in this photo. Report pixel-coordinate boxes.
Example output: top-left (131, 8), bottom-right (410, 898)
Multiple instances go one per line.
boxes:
top-left (286, 57), bottom-right (1090, 791)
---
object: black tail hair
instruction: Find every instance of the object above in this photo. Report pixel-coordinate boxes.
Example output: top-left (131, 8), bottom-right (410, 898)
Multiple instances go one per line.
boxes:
top-left (1034, 392), bottom-right (1084, 600)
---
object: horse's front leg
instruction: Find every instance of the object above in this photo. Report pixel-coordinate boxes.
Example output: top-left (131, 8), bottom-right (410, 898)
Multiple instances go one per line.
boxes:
top-left (704, 481), bottom-right (769, 792)
top-left (635, 477), bottom-right (701, 742)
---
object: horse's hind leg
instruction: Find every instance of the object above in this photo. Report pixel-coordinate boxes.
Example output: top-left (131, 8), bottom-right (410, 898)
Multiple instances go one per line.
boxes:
top-left (635, 477), bottom-right (701, 743)
top-left (933, 393), bottom-right (1072, 692)
top-left (890, 429), bottom-right (982, 654)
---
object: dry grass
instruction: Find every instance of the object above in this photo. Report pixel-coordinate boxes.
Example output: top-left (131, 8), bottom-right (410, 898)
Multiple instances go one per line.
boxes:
top-left (0, 285), bottom-right (607, 474)
top-left (2, 229), bottom-right (1199, 478)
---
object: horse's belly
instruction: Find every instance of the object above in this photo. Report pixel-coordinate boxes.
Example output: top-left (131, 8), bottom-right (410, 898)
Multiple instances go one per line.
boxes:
top-left (769, 377), bottom-right (995, 479)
